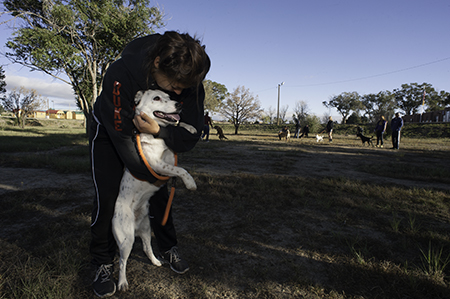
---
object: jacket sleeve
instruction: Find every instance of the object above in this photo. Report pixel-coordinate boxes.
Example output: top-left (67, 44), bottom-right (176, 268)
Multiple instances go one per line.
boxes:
top-left (157, 84), bottom-right (205, 153)
top-left (95, 61), bottom-right (158, 183)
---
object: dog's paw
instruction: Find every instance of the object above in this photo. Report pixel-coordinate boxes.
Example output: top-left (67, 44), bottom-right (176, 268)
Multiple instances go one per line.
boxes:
top-left (117, 280), bottom-right (129, 291)
top-left (152, 257), bottom-right (163, 267)
top-left (179, 122), bottom-right (197, 134)
top-left (184, 179), bottom-right (197, 191)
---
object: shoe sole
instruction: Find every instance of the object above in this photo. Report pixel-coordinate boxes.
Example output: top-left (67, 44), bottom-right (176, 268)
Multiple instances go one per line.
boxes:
top-left (93, 284), bottom-right (116, 298)
top-left (159, 258), bottom-right (190, 274)
top-left (170, 264), bottom-right (190, 274)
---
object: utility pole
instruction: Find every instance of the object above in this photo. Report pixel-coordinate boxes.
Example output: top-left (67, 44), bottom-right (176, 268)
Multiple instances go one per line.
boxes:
top-left (277, 81), bottom-right (284, 125)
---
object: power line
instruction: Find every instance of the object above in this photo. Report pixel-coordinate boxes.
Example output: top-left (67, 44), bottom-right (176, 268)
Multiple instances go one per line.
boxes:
top-left (287, 56), bottom-right (450, 88)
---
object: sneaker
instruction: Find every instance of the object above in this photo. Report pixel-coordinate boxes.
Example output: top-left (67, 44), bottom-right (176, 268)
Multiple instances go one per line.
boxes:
top-left (380, 145), bottom-right (383, 148)
top-left (161, 246), bottom-right (189, 274)
top-left (93, 264), bottom-right (116, 298)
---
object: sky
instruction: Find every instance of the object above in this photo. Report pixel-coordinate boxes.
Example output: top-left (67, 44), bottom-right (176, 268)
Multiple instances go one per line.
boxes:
top-left (0, 0), bottom-right (449, 121)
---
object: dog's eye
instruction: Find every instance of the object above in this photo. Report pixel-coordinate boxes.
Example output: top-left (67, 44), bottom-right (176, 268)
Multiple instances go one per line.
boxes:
top-left (153, 96), bottom-right (161, 101)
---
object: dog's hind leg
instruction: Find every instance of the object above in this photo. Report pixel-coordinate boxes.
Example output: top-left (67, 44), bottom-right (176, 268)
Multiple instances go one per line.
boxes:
top-left (136, 211), bottom-right (162, 267)
top-left (112, 204), bottom-right (135, 291)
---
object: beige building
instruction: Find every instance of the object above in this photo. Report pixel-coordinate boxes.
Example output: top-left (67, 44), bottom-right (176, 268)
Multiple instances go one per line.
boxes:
top-left (27, 109), bottom-right (86, 120)
top-left (47, 109), bottom-right (66, 119)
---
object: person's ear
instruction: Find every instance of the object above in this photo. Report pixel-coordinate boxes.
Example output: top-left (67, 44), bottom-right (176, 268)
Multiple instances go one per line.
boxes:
top-left (154, 56), bottom-right (160, 69)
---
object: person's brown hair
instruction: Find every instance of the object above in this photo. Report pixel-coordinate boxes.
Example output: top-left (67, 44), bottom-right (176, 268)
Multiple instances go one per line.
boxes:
top-left (147, 31), bottom-right (211, 88)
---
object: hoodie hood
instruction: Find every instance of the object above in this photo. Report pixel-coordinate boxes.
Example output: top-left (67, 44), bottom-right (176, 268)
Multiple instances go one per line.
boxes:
top-left (121, 34), bottom-right (161, 90)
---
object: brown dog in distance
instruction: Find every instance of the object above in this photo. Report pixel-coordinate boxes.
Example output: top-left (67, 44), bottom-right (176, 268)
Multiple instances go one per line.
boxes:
top-left (214, 125), bottom-right (228, 140)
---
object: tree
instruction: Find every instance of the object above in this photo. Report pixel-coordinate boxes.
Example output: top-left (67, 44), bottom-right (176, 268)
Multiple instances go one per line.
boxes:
top-left (304, 114), bottom-right (321, 134)
top-left (361, 90), bottom-right (396, 123)
top-left (425, 89), bottom-right (450, 112)
top-left (2, 87), bottom-right (46, 128)
top-left (0, 66), bottom-right (6, 98)
top-left (293, 100), bottom-right (309, 125)
top-left (265, 106), bottom-right (276, 124)
top-left (393, 83), bottom-right (424, 115)
top-left (323, 91), bottom-right (361, 124)
top-left (393, 83), bottom-right (449, 115)
top-left (2, 0), bottom-right (163, 131)
top-left (0, 66), bottom-right (6, 114)
top-left (346, 112), bottom-right (362, 124)
top-left (220, 85), bottom-right (262, 134)
top-left (360, 93), bottom-right (376, 122)
top-left (203, 80), bottom-right (228, 113)
top-left (279, 105), bottom-right (289, 124)
top-left (393, 83), bottom-right (429, 115)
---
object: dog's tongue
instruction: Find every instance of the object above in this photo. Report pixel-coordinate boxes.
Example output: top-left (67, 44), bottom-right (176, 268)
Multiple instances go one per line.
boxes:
top-left (154, 111), bottom-right (180, 122)
top-left (165, 113), bottom-right (180, 122)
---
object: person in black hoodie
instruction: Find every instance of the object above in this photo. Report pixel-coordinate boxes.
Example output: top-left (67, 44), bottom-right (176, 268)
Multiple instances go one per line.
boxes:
top-left (89, 31), bottom-right (210, 297)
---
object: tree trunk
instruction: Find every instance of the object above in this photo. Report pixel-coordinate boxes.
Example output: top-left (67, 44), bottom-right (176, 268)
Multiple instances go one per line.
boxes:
top-left (84, 111), bottom-right (93, 137)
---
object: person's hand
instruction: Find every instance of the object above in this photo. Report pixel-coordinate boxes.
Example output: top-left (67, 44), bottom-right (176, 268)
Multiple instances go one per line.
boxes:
top-left (133, 112), bottom-right (160, 136)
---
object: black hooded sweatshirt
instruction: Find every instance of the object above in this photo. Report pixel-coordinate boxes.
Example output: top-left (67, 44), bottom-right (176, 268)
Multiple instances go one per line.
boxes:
top-left (92, 34), bottom-right (205, 183)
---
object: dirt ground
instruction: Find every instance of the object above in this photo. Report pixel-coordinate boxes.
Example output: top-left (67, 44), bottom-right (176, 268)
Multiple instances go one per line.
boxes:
top-left (1, 135), bottom-right (450, 298)
top-left (1, 137), bottom-right (449, 196)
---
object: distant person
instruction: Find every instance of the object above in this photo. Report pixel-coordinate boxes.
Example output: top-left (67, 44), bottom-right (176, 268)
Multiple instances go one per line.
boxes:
top-left (326, 117), bottom-right (334, 142)
top-left (293, 117), bottom-right (301, 138)
top-left (279, 126), bottom-right (288, 134)
top-left (374, 116), bottom-right (387, 148)
top-left (299, 124), bottom-right (309, 138)
top-left (201, 111), bottom-right (213, 141)
top-left (391, 112), bottom-right (403, 149)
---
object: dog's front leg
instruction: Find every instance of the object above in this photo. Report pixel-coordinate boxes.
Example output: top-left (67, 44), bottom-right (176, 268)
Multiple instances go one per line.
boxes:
top-left (143, 140), bottom-right (197, 190)
top-left (151, 160), bottom-right (197, 190)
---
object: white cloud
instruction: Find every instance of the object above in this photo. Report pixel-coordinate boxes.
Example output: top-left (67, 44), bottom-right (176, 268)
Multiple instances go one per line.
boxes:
top-left (5, 75), bottom-right (74, 100)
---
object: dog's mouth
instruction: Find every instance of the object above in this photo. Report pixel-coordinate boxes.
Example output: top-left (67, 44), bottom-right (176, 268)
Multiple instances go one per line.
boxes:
top-left (153, 111), bottom-right (180, 123)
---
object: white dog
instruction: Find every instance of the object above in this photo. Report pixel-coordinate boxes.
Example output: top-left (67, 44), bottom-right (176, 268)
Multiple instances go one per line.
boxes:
top-left (112, 89), bottom-right (197, 291)
top-left (316, 134), bottom-right (323, 142)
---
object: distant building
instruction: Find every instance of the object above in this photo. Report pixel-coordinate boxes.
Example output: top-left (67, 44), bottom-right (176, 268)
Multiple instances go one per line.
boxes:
top-left (403, 107), bottom-right (450, 123)
top-left (26, 109), bottom-right (86, 120)
top-left (47, 109), bottom-right (66, 119)
top-left (71, 110), bottom-right (85, 120)
top-left (28, 110), bottom-right (47, 118)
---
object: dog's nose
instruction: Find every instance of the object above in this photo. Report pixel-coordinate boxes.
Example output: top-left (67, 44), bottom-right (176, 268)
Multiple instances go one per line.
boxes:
top-left (175, 102), bottom-right (182, 110)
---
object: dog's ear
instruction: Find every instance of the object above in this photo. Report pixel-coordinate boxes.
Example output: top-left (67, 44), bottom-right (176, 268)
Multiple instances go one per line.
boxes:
top-left (135, 91), bottom-right (144, 106)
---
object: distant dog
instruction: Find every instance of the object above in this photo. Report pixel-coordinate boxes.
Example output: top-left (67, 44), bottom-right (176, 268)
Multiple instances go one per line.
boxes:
top-left (278, 129), bottom-right (290, 141)
top-left (356, 132), bottom-right (374, 146)
top-left (316, 134), bottom-right (323, 142)
top-left (214, 125), bottom-right (228, 140)
top-left (112, 90), bottom-right (197, 291)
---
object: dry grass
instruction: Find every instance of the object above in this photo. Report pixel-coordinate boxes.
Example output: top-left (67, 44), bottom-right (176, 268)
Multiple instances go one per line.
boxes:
top-left (0, 119), bottom-right (449, 298)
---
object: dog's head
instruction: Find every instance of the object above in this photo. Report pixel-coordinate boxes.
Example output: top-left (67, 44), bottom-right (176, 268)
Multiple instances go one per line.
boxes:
top-left (134, 90), bottom-right (181, 127)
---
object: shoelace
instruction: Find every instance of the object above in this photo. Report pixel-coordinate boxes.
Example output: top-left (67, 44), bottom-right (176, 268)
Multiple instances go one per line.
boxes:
top-left (167, 247), bottom-right (182, 263)
top-left (95, 264), bottom-right (113, 283)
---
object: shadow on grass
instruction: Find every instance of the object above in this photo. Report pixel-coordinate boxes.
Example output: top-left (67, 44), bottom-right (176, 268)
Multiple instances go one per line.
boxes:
top-left (1, 176), bottom-right (449, 298)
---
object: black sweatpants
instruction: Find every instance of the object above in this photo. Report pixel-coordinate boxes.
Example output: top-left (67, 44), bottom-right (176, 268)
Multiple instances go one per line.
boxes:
top-left (392, 130), bottom-right (401, 149)
top-left (89, 120), bottom-right (177, 266)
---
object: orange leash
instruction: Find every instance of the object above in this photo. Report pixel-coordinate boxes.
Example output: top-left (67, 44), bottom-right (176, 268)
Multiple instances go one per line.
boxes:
top-left (135, 133), bottom-right (177, 226)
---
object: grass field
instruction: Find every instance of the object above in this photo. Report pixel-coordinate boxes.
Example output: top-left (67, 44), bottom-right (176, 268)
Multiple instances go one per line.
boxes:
top-left (0, 118), bottom-right (449, 298)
